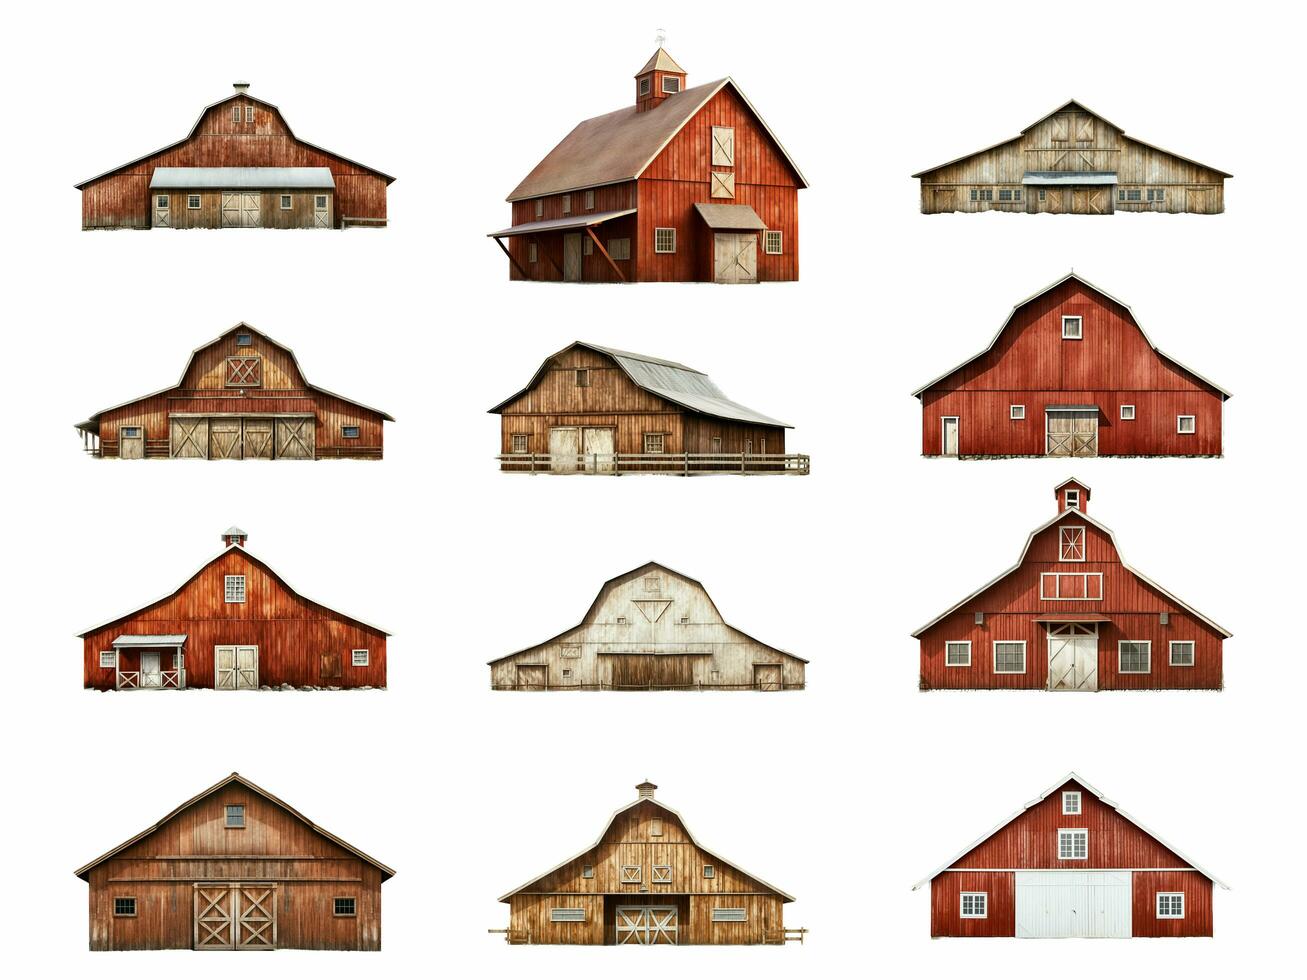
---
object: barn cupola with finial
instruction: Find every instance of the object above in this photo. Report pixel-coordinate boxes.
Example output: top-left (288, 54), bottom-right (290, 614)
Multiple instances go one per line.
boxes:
top-left (1055, 478), bottom-right (1091, 514)
top-left (635, 45), bottom-right (687, 111)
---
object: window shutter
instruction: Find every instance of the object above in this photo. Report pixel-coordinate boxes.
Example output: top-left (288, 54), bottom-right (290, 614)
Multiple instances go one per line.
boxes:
top-left (711, 126), bottom-right (735, 166)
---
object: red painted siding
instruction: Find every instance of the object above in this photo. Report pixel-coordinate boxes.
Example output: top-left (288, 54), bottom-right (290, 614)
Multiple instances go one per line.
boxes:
top-left (507, 183), bottom-right (636, 283)
top-left (930, 871), bottom-right (1015, 937)
top-left (1132, 871), bottom-right (1213, 937)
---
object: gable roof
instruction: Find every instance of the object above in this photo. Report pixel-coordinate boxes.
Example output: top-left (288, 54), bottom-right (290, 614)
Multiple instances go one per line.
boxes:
top-left (74, 90), bottom-right (395, 190)
top-left (911, 272), bottom-right (1231, 400)
top-left (912, 772), bottom-right (1227, 890)
top-left (487, 560), bottom-right (807, 665)
top-left (75, 322), bottom-right (395, 433)
top-left (498, 784), bottom-right (794, 902)
top-left (75, 773), bottom-right (395, 881)
top-left (488, 341), bottom-right (791, 427)
top-left (506, 78), bottom-right (807, 201)
top-left (77, 541), bottom-right (390, 638)
top-left (911, 99), bottom-right (1232, 180)
top-left (638, 47), bottom-right (686, 75)
top-left (910, 491), bottom-right (1232, 638)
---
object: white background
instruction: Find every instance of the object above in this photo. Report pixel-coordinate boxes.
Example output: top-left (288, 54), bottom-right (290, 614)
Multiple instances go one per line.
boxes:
top-left (0, 0), bottom-right (1299, 976)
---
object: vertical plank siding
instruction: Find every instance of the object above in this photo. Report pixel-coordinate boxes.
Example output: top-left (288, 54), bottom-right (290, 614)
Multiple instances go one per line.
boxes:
top-left (1132, 871), bottom-right (1213, 937)
top-left (507, 184), bottom-right (636, 283)
top-left (930, 872), bottom-right (1016, 937)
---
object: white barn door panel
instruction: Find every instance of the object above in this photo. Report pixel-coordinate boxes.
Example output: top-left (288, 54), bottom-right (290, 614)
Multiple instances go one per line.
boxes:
top-left (1015, 871), bottom-right (1132, 938)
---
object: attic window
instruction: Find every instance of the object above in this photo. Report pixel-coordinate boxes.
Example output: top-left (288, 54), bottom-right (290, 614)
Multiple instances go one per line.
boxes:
top-left (334, 897), bottom-right (357, 917)
top-left (639, 77), bottom-right (651, 96)
top-left (650, 818), bottom-right (663, 837)
top-left (1062, 316), bottom-right (1084, 340)
top-left (1062, 791), bottom-right (1082, 815)
top-left (575, 369), bottom-right (590, 387)
top-left (232, 106), bottom-right (241, 124)
top-left (224, 575), bottom-right (246, 604)
top-left (662, 77), bottom-right (680, 94)
top-left (644, 575), bottom-right (661, 592)
top-left (235, 332), bottom-right (253, 347)
top-left (1059, 526), bottom-right (1086, 562)
top-left (245, 105), bottom-right (255, 123)
top-left (225, 804), bottom-right (246, 828)
top-left (1058, 829), bottom-right (1088, 860)
top-left (114, 897), bottom-right (137, 917)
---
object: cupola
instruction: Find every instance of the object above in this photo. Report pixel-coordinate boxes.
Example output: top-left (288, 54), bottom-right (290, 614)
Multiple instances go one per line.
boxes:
top-left (636, 780), bottom-right (658, 799)
top-left (635, 47), bottom-right (687, 112)
top-left (222, 526), bottom-right (249, 548)
top-left (233, 81), bottom-right (250, 94)
top-left (1054, 479), bottom-right (1091, 515)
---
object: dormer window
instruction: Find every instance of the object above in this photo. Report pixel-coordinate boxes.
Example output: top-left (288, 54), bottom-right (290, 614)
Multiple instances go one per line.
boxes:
top-left (225, 804), bottom-right (246, 828)
top-left (1064, 489), bottom-right (1081, 510)
top-left (1062, 790), bottom-right (1082, 814)
top-left (662, 77), bottom-right (680, 94)
top-left (1062, 316), bottom-right (1084, 340)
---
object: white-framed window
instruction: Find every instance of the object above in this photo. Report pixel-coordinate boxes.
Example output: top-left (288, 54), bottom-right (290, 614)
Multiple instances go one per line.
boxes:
top-left (551, 907), bottom-right (587, 922)
top-left (703, 865), bottom-right (715, 878)
top-left (1119, 640), bottom-right (1152, 674)
top-left (608, 238), bottom-right (631, 260)
top-left (1064, 489), bottom-right (1081, 510)
top-left (1062, 315), bottom-right (1084, 340)
top-left (1148, 188), bottom-right (1167, 202)
top-left (1170, 640), bottom-right (1196, 667)
top-left (1059, 526), bottom-right (1086, 562)
top-left (511, 433), bottom-right (529, 453)
top-left (224, 575), bottom-right (246, 604)
top-left (711, 908), bottom-right (747, 922)
top-left (1058, 829), bottom-right (1088, 860)
top-left (945, 641), bottom-right (971, 667)
top-left (1156, 893), bottom-right (1185, 918)
top-left (620, 865), bottom-right (642, 884)
top-left (1120, 404), bottom-right (1136, 420)
top-left (960, 892), bottom-right (988, 918)
top-left (993, 641), bottom-right (1026, 674)
top-left (279, 194), bottom-right (292, 210)
top-left (351, 649), bottom-right (369, 667)
top-left (584, 190), bottom-right (595, 210)
top-left (341, 425), bottom-right (361, 439)
top-left (1062, 791), bottom-right (1082, 815)
top-left (232, 106), bottom-right (242, 124)
top-left (156, 194), bottom-right (169, 209)
top-left (581, 865), bottom-right (595, 879)
top-left (652, 865), bottom-right (672, 883)
top-left (534, 199), bottom-right (543, 218)
top-left (1009, 404), bottom-right (1025, 420)
top-left (654, 227), bottom-right (676, 253)
top-left (315, 194), bottom-right (328, 209)
top-left (100, 651), bottom-right (117, 668)
top-left (225, 804), bottom-right (246, 828)
top-left (527, 242), bottom-right (538, 264)
top-left (562, 194), bottom-right (571, 214)
top-left (662, 76), bottom-right (680, 94)
top-left (764, 229), bottom-right (783, 254)
top-left (245, 105), bottom-right (255, 123)
top-left (187, 194), bottom-right (201, 209)
top-left (1177, 415), bottom-right (1196, 434)
top-left (1041, 572), bottom-right (1103, 600)
top-left (643, 432), bottom-right (665, 454)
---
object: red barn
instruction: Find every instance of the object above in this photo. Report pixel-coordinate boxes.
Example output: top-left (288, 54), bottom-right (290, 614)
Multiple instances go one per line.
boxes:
top-left (914, 480), bottom-right (1229, 691)
top-left (81, 527), bottom-right (387, 691)
top-left (488, 47), bottom-right (807, 283)
top-left (915, 773), bottom-right (1226, 938)
top-left (915, 273), bottom-right (1229, 458)
top-left (76, 82), bottom-right (394, 229)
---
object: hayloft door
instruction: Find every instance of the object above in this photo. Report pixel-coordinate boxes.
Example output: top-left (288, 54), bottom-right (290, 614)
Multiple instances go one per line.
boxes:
top-left (214, 646), bottom-right (259, 690)
top-left (1046, 625), bottom-right (1098, 692)
top-left (209, 419), bottom-right (244, 459)
top-left (563, 234), bottom-right (583, 281)
top-left (615, 906), bottom-right (679, 945)
top-left (170, 417), bottom-right (209, 458)
top-left (242, 419), bottom-right (274, 459)
top-left (941, 417), bottom-right (959, 456)
top-left (119, 426), bottom-right (145, 460)
top-left (274, 418), bottom-right (315, 459)
top-left (753, 664), bottom-right (783, 691)
top-left (582, 427), bottom-right (615, 473)
top-left (549, 427), bottom-right (581, 472)
top-left (713, 233), bottom-right (758, 284)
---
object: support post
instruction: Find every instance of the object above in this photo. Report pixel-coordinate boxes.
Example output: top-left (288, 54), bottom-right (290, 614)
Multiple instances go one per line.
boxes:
top-left (585, 227), bottom-right (627, 282)
top-left (533, 236), bottom-right (565, 279)
top-left (492, 236), bottom-right (531, 280)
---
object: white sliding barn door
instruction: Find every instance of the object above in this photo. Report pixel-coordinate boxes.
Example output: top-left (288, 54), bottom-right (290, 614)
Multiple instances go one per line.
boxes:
top-left (1015, 871), bottom-right (1132, 938)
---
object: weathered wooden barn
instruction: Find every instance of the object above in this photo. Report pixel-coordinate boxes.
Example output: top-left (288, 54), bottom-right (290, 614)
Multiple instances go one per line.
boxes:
top-left (490, 342), bottom-right (808, 474)
top-left (488, 47), bottom-right (807, 282)
top-left (915, 773), bottom-right (1225, 938)
top-left (489, 562), bottom-right (805, 691)
top-left (913, 100), bottom-right (1230, 214)
top-left (914, 480), bottom-right (1229, 691)
top-left (77, 773), bottom-right (394, 951)
top-left (916, 273), bottom-right (1229, 458)
top-left (496, 781), bottom-right (802, 944)
top-left (76, 324), bottom-right (391, 460)
top-left (81, 527), bottom-right (388, 691)
top-left (76, 82), bottom-right (394, 229)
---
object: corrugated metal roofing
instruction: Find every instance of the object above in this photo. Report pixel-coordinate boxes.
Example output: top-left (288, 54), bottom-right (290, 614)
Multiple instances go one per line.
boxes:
top-left (1023, 171), bottom-right (1117, 185)
top-left (150, 167), bottom-right (335, 189)
top-left (486, 209), bottom-right (635, 238)
top-left (693, 202), bottom-right (766, 229)
top-left (112, 634), bottom-right (188, 646)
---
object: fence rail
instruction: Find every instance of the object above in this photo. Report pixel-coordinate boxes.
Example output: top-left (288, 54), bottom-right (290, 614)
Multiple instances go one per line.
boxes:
top-left (497, 452), bottom-right (810, 475)
top-left (766, 926), bottom-right (808, 944)
top-left (116, 669), bottom-right (185, 690)
top-left (492, 682), bottom-right (805, 692)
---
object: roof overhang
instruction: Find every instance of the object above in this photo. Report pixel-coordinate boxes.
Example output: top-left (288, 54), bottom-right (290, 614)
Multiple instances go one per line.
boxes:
top-left (1022, 171), bottom-right (1117, 186)
top-left (112, 634), bottom-right (188, 647)
top-left (150, 166), bottom-right (336, 189)
top-left (487, 208), bottom-right (636, 238)
top-left (693, 202), bottom-right (767, 230)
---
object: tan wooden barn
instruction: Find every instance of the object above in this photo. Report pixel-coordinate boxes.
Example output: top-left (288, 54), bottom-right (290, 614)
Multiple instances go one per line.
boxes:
top-left (495, 781), bottom-right (803, 944)
top-left (913, 100), bottom-right (1230, 214)
top-left (77, 773), bottom-right (394, 951)
top-left (489, 562), bottom-right (805, 691)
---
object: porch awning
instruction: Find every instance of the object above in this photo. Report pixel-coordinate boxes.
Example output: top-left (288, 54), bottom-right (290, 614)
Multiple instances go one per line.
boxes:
top-left (693, 202), bottom-right (766, 230)
top-left (112, 634), bottom-right (188, 647)
top-left (486, 208), bottom-right (636, 238)
top-left (1022, 171), bottom-right (1118, 186)
top-left (150, 167), bottom-right (335, 189)
top-left (1045, 404), bottom-right (1099, 412)
top-left (1033, 615), bottom-right (1111, 624)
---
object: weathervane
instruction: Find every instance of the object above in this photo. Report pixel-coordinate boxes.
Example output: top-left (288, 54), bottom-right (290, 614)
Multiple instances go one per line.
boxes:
top-left (655, 28), bottom-right (666, 47)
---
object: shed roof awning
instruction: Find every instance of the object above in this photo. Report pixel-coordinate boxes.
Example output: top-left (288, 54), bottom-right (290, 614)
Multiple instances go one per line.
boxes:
top-left (1023, 171), bottom-right (1118, 186)
top-left (1045, 404), bottom-right (1100, 412)
top-left (150, 167), bottom-right (336, 189)
top-left (694, 202), bottom-right (766, 230)
top-left (112, 634), bottom-right (188, 647)
top-left (487, 209), bottom-right (636, 238)
top-left (1033, 614), bottom-right (1112, 624)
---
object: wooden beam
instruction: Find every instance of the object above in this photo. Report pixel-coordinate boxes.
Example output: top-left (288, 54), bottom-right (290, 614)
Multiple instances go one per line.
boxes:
top-left (585, 227), bottom-right (627, 283)
top-left (492, 236), bottom-right (531, 280)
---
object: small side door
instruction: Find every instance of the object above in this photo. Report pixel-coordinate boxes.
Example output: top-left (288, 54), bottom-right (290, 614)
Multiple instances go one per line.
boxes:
top-left (153, 193), bottom-right (171, 228)
top-left (516, 664), bottom-right (547, 690)
top-left (940, 417), bottom-right (959, 456)
top-left (563, 234), bottom-right (583, 282)
top-left (139, 651), bottom-right (162, 687)
top-left (313, 193), bottom-right (331, 228)
top-left (119, 425), bottom-right (145, 460)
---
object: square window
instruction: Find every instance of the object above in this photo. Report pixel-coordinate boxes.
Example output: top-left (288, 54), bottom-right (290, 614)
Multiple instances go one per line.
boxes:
top-left (703, 865), bottom-right (715, 878)
top-left (1157, 893), bottom-right (1184, 918)
top-left (584, 190), bottom-right (594, 210)
top-left (960, 892), bottom-right (987, 918)
top-left (582, 865), bottom-right (595, 879)
top-left (945, 641), bottom-right (971, 667)
top-left (654, 227), bottom-right (676, 253)
top-left (224, 575), bottom-right (246, 604)
top-left (652, 865), bottom-right (672, 883)
top-left (156, 194), bottom-right (169, 209)
top-left (1062, 315), bottom-right (1084, 340)
top-left (662, 76), bottom-right (680, 94)
top-left (1120, 405), bottom-right (1136, 420)
top-left (643, 432), bottom-right (665, 454)
top-left (114, 897), bottom-right (137, 917)
top-left (764, 230), bottom-right (783, 254)
top-left (334, 897), bottom-right (356, 917)
top-left (280, 194), bottom-right (292, 210)
top-left (351, 649), bottom-right (369, 667)
top-left (1170, 641), bottom-right (1196, 667)
top-left (188, 194), bottom-right (201, 209)
top-left (225, 804), bottom-right (246, 828)
top-left (100, 651), bottom-right (117, 668)
top-left (993, 641), bottom-right (1026, 674)
top-left (1119, 641), bottom-right (1151, 674)
top-left (1177, 415), bottom-right (1196, 434)
top-left (1058, 829), bottom-right (1088, 860)
top-left (575, 369), bottom-right (590, 387)
top-left (1062, 791), bottom-right (1082, 815)
top-left (511, 433), bottom-right (529, 453)
top-left (1010, 405), bottom-right (1025, 420)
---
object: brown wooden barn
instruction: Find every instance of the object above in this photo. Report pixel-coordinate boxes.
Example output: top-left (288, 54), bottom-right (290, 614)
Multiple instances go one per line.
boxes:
top-left (76, 324), bottom-right (391, 460)
top-left (490, 342), bottom-right (808, 474)
top-left (495, 781), bottom-right (803, 944)
top-left (76, 82), bottom-right (394, 229)
top-left (80, 527), bottom-right (388, 691)
top-left (489, 562), bottom-right (806, 691)
top-left (915, 273), bottom-right (1229, 458)
top-left (914, 480), bottom-right (1229, 691)
top-left (915, 773), bottom-right (1225, 938)
top-left (77, 773), bottom-right (394, 951)
top-left (913, 100), bottom-right (1230, 214)
top-left (488, 47), bottom-right (807, 282)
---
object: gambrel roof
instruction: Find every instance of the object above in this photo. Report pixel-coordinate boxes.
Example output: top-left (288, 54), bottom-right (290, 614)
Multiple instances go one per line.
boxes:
top-left (489, 341), bottom-right (791, 427)
top-left (498, 782), bottom-right (794, 902)
top-left (75, 323), bottom-right (395, 433)
top-left (910, 487), bottom-right (1232, 638)
top-left (487, 561), bottom-right (807, 664)
top-left (506, 78), bottom-right (808, 201)
top-left (74, 89), bottom-right (396, 189)
top-left (912, 772), bottom-right (1227, 890)
top-left (75, 773), bottom-right (395, 880)
top-left (911, 272), bottom-right (1231, 400)
top-left (911, 99), bottom-right (1232, 180)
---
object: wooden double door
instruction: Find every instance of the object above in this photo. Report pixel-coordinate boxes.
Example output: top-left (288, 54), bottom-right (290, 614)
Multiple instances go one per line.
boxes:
top-left (1045, 410), bottom-right (1098, 457)
top-left (214, 646), bottom-right (259, 690)
top-left (1046, 624), bottom-right (1099, 692)
top-left (615, 906), bottom-right (679, 945)
top-left (170, 417), bottom-right (315, 459)
top-left (194, 883), bottom-right (277, 950)
top-left (221, 193), bottom-right (263, 227)
top-left (713, 233), bottom-right (758, 283)
top-left (1071, 186), bottom-right (1111, 215)
top-left (549, 426), bottom-right (615, 473)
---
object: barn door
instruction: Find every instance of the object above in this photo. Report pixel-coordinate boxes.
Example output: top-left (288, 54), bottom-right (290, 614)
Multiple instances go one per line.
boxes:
top-left (242, 193), bottom-right (262, 227)
top-left (753, 664), bottom-right (783, 691)
top-left (215, 646), bottom-right (259, 690)
top-left (274, 418), bottom-right (315, 459)
top-left (1186, 186), bottom-right (1212, 214)
top-left (313, 194), bottom-right (331, 228)
top-left (1072, 187), bottom-right (1109, 215)
top-left (209, 419), bottom-right (243, 459)
top-left (615, 906), bottom-right (679, 945)
top-left (242, 419), bottom-right (274, 459)
top-left (194, 884), bottom-right (277, 950)
top-left (1045, 411), bottom-right (1098, 457)
top-left (549, 427), bottom-right (581, 472)
top-left (236, 886), bottom-right (277, 949)
top-left (1047, 625), bottom-right (1099, 692)
top-left (1016, 871), bottom-right (1131, 938)
top-left (119, 426), bottom-right (145, 460)
top-left (195, 885), bottom-right (235, 949)
top-left (516, 664), bottom-right (547, 690)
top-left (931, 187), bottom-right (956, 211)
top-left (221, 193), bottom-right (242, 227)
top-left (941, 417), bottom-right (959, 456)
top-left (713, 233), bottom-right (758, 284)
top-left (170, 417), bottom-right (209, 458)
top-left (563, 234), bottom-right (583, 282)
top-left (582, 427), bottom-right (615, 473)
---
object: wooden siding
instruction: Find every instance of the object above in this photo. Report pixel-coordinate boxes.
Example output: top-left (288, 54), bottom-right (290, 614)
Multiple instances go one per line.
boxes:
top-left (82, 548), bottom-right (387, 690)
top-left (1132, 871), bottom-right (1213, 937)
top-left (919, 513), bottom-right (1225, 690)
top-left (86, 788), bottom-right (382, 950)
top-left (507, 183), bottom-right (636, 283)
top-left (920, 279), bottom-right (1224, 456)
top-left (930, 871), bottom-right (1016, 937)
top-left (81, 96), bottom-right (388, 229)
top-left (151, 189), bottom-right (332, 229)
